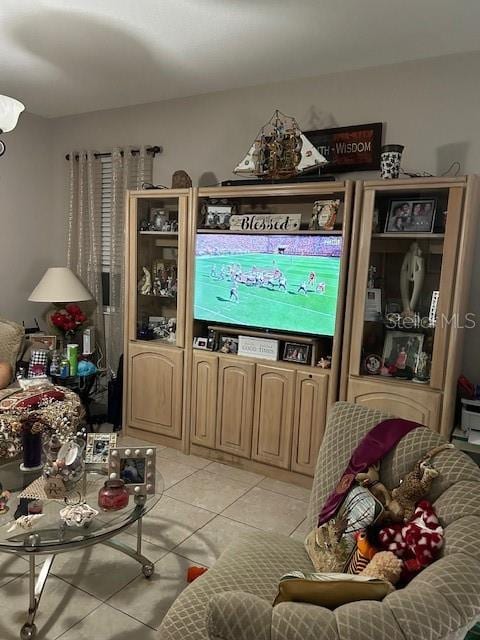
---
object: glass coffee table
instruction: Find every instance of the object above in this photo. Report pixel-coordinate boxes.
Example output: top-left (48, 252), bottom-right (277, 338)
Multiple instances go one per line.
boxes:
top-left (0, 460), bottom-right (163, 640)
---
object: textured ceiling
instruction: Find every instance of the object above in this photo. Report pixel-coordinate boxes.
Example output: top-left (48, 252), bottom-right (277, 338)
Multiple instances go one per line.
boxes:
top-left (1, 0), bottom-right (480, 118)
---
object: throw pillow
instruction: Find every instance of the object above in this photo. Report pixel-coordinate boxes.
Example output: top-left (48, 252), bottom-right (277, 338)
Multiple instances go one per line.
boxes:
top-left (274, 570), bottom-right (393, 608)
top-left (305, 486), bottom-right (383, 572)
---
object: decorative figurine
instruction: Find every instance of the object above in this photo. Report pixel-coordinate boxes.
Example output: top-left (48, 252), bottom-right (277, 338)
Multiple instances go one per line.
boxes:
top-left (0, 489), bottom-right (11, 514)
top-left (151, 209), bottom-right (168, 231)
top-left (234, 110), bottom-right (327, 179)
top-left (138, 266), bottom-right (152, 295)
top-left (317, 357), bottom-right (332, 369)
top-left (364, 354), bottom-right (382, 375)
top-left (400, 242), bottom-right (424, 317)
top-left (171, 170), bottom-right (192, 188)
top-left (367, 265), bottom-right (377, 289)
top-left (413, 352), bottom-right (431, 383)
top-left (7, 514), bottom-right (44, 533)
top-left (60, 502), bottom-right (98, 527)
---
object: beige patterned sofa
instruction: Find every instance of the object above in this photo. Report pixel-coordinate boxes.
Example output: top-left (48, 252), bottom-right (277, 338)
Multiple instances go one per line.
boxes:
top-left (159, 402), bottom-right (480, 640)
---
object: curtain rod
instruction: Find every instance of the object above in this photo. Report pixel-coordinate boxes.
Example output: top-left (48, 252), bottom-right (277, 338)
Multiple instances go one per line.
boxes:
top-left (65, 145), bottom-right (162, 161)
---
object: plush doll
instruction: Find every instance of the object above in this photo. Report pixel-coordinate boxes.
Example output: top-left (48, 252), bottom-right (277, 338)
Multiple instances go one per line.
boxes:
top-left (360, 551), bottom-right (403, 586)
top-left (378, 500), bottom-right (443, 582)
top-left (389, 444), bottom-right (453, 522)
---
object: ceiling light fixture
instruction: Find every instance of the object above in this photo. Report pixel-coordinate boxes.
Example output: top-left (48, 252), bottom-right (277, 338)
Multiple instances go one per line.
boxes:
top-left (0, 94), bottom-right (25, 157)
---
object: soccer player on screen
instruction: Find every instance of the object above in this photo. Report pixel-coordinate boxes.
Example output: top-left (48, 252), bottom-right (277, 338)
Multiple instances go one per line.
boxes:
top-left (317, 282), bottom-right (326, 295)
top-left (297, 280), bottom-right (308, 295)
top-left (230, 282), bottom-right (239, 303)
top-left (210, 265), bottom-right (217, 278)
top-left (308, 271), bottom-right (316, 288)
top-left (278, 276), bottom-right (287, 292)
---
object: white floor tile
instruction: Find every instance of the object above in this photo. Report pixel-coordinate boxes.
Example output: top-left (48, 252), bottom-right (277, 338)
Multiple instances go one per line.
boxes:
top-left (258, 477), bottom-right (311, 502)
top-left (203, 461), bottom-right (265, 487)
top-left (57, 603), bottom-right (157, 640)
top-left (51, 531), bottom-right (168, 601)
top-left (126, 495), bottom-right (216, 550)
top-left (107, 552), bottom-right (195, 629)
top-left (156, 458), bottom-right (198, 490)
top-left (165, 470), bottom-right (250, 513)
top-left (157, 447), bottom-right (211, 469)
top-left (174, 515), bottom-right (260, 566)
top-left (0, 553), bottom-right (29, 587)
top-left (0, 573), bottom-right (99, 640)
top-left (222, 486), bottom-right (307, 535)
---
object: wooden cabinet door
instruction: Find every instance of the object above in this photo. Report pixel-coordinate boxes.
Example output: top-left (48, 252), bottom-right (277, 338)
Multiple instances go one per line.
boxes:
top-left (347, 376), bottom-right (442, 431)
top-left (291, 371), bottom-right (329, 476)
top-left (127, 343), bottom-right (183, 438)
top-left (216, 358), bottom-right (255, 458)
top-left (252, 364), bottom-right (295, 469)
top-left (190, 351), bottom-right (218, 448)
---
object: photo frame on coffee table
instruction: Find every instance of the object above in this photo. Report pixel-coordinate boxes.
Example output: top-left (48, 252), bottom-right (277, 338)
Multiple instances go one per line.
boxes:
top-left (85, 433), bottom-right (117, 464)
top-left (108, 446), bottom-right (156, 496)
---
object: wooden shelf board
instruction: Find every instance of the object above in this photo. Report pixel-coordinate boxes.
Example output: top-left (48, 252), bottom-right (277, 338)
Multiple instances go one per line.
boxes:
top-left (206, 324), bottom-right (330, 345)
top-left (139, 231), bottom-right (179, 236)
top-left (372, 233), bottom-right (445, 239)
top-left (196, 229), bottom-right (343, 235)
top-left (352, 373), bottom-right (440, 393)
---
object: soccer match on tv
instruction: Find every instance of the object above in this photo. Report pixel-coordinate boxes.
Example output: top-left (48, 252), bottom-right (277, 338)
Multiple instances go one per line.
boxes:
top-left (194, 234), bottom-right (342, 336)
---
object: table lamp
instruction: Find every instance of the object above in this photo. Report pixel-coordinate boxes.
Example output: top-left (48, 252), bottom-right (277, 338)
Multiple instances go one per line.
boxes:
top-left (29, 268), bottom-right (93, 349)
top-left (29, 268), bottom-right (92, 304)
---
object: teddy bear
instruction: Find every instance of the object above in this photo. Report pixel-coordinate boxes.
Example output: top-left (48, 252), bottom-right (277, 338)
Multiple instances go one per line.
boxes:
top-left (378, 500), bottom-right (443, 582)
top-left (360, 551), bottom-right (403, 586)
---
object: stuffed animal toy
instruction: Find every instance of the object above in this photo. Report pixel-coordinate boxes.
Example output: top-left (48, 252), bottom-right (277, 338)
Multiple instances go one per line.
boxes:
top-left (345, 530), bottom-right (377, 574)
top-left (389, 444), bottom-right (453, 522)
top-left (360, 551), bottom-right (403, 586)
top-left (355, 464), bottom-right (403, 522)
top-left (378, 500), bottom-right (443, 582)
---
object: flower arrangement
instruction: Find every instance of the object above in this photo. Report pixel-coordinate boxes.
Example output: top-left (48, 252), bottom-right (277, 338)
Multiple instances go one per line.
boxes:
top-left (51, 304), bottom-right (87, 340)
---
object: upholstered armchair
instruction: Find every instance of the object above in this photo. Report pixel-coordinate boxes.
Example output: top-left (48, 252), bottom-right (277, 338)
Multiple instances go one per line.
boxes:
top-left (159, 402), bottom-right (480, 640)
top-left (0, 317), bottom-right (24, 383)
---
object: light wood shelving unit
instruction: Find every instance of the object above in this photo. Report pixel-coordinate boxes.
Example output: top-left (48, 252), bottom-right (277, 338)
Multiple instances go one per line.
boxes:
top-left (184, 181), bottom-right (355, 484)
top-left (342, 176), bottom-right (480, 438)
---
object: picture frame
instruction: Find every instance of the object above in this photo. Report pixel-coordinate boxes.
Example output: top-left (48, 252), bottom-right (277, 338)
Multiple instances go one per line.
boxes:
top-left (193, 336), bottom-right (210, 350)
top-left (219, 336), bottom-right (239, 354)
top-left (283, 342), bottom-right (311, 364)
top-left (384, 199), bottom-right (436, 233)
top-left (85, 433), bottom-right (117, 464)
top-left (382, 331), bottom-right (424, 373)
top-left (24, 334), bottom-right (57, 352)
top-left (108, 446), bottom-right (156, 496)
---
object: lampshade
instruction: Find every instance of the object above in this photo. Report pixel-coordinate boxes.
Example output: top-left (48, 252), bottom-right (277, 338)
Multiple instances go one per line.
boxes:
top-left (29, 268), bottom-right (93, 303)
top-left (0, 95), bottom-right (25, 133)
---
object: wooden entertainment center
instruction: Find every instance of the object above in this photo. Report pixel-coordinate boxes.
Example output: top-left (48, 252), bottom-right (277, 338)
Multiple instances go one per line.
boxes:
top-left (122, 177), bottom-right (479, 485)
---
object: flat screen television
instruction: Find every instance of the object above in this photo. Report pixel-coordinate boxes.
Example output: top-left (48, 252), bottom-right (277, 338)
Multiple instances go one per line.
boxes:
top-left (194, 233), bottom-right (342, 336)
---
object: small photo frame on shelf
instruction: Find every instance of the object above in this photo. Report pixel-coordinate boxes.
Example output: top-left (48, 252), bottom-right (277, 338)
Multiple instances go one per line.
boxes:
top-left (85, 433), bottom-right (117, 464)
top-left (283, 342), bottom-right (311, 364)
top-left (108, 446), bottom-right (156, 495)
top-left (193, 336), bottom-right (210, 350)
top-left (385, 199), bottom-right (436, 233)
top-left (24, 335), bottom-right (57, 352)
top-left (382, 331), bottom-right (424, 373)
top-left (219, 336), bottom-right (238, 354)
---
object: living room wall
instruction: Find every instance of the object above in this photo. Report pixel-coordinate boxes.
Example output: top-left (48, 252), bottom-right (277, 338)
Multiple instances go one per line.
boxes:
top-left (47, 49), bottom-right (480, 378)
top-left (0, 112), bottom-right (53, 325)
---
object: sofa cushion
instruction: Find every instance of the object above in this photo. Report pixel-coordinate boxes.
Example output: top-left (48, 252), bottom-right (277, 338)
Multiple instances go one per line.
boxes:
top-left (160, 532), bottom-right (313, 640)
top-left (0, 318), bottom-right (24, 376)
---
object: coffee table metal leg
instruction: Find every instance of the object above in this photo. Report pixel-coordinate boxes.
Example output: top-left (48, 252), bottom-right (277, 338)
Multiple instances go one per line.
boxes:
top-left (101, 517), bottom-right (154, 578)
top-left (21, 554), bottom-right (55, 640)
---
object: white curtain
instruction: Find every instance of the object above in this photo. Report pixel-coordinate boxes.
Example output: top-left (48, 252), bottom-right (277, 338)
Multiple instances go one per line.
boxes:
top-left (109, 146), bottom-right (153, 372)
top-left (67, 147), bottom-right (153, 373)
top-left (66, 151), bottom-right (105, 357)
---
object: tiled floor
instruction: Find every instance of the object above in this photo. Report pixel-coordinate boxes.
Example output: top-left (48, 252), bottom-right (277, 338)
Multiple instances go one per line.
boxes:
top-left (0, 438), bottom-right (310, 639)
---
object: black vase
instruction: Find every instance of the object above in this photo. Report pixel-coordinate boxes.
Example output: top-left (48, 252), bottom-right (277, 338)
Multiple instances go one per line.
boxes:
top-left (22, 431), bottom-right (42, 469)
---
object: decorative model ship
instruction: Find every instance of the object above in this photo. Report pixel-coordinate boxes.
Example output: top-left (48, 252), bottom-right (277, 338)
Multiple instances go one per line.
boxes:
top-left (234, 110), bottom-right (328, 179)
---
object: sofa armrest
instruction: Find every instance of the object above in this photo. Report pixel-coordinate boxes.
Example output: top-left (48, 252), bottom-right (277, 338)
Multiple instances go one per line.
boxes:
top-left (207, 591), bottom-right (272, 640)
